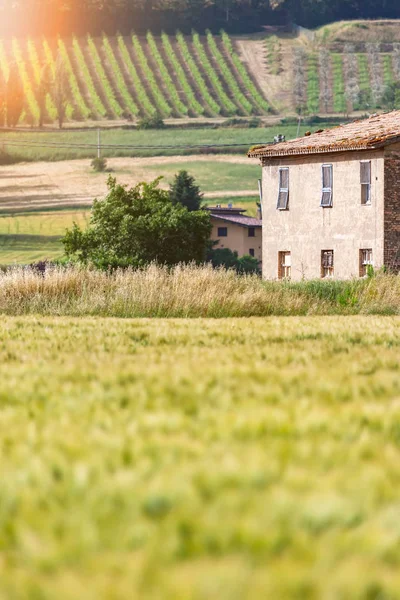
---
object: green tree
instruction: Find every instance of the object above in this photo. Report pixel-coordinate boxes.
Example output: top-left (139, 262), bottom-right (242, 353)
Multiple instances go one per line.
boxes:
top-left (169, 170), bottom-right (203, 212)
top-left (62, 176), bottom-right (212, 269)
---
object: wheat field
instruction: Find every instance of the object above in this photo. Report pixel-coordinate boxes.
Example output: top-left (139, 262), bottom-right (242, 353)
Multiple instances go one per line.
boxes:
top-left (1, 314), bottom-right (400, 598)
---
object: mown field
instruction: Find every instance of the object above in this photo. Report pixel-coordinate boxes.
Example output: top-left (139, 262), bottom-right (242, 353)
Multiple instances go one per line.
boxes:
top-left (1, 314), bottom-right (400, 598)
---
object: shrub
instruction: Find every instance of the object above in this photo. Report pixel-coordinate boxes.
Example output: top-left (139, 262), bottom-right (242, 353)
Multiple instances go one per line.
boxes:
top-left (207, 248), bottom-right (261, 275)
top-left (91, 157), bottom-right (107, 172)
top-left (137, 113), bottom-right (165, 129)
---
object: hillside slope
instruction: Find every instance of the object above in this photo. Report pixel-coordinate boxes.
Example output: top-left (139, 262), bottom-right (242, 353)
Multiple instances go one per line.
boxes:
top-left (2, 21), bottom-right (400, 127)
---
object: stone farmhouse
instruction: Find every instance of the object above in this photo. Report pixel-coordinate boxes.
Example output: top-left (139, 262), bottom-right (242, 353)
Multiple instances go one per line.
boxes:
top-left (204, 205), bottom-right (262, 263)
top-left (248, 111), bottom-right (400, 281)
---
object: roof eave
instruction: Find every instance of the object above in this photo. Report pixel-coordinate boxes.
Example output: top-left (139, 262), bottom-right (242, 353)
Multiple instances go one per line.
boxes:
top-left (248, 135), bottom-right (400, 160)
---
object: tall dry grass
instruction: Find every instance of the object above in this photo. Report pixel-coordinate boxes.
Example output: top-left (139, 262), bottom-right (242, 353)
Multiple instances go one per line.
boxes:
top-left (0, 264), bottom-right (399, 317)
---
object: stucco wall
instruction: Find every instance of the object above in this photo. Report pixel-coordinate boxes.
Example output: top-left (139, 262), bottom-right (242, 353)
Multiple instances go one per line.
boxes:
top-left (210, 218), bottom-right (262, 261)
top-left (384, 144), bottom-right (400, 273)
top-left (261, 150), bottom-right (385, 280)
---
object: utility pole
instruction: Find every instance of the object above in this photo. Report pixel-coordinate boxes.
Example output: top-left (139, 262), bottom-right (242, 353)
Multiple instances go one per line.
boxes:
top-left (97, 128), bottom-right (101, 159)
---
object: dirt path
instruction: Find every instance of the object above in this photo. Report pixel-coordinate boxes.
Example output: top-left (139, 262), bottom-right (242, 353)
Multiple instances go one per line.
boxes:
top-left (0, 155), bottom-right (258, 212)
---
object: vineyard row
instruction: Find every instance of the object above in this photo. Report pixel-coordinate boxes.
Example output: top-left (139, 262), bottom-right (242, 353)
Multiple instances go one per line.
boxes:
top-left (0, 32), bottom-right (270, 125)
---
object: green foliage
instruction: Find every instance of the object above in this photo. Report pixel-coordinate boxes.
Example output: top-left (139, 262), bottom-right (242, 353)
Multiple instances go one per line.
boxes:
top-left (381, 81), bottom-right (400, 109)
top-left (27, 38), bottom-right (57, 122)
top-left (205, 30), bottom-right (252, 115)
top-left (57, 38), bottom-right (91, 120)
top-left (132, 34), bottom-right (172, 118)
top-left (169, 170), bottom-right (203, 212)
top-left (357, 53), bottom-right (372, 110)
top-left (146, 31), bottom-right (188, 116)
top-left (383, 54), bottom-right (394, 87)
top-left (266, 35), bottom-right (281, 75)
top-left (161, 32), bottom-right (204, 116)
top-left (117, 34), bottom-right (155, 117)
top-left (193, 31), bottom-right (238, 116)
top-left (62, 176), bottom-right (212, 269)
top-left (331, 53), bottom-right (346, 113)
top-left (176, 31), bottom-right (220, 116)
top-left (207, 247), bottom-right (260, 275)
top-left (91, 156), bottom-right (107, 172)
top-left (306, 54), bottom-right (320, 115)
top-left (221, 30), bottom-right (270, 113)
top-left (137, 112), bottom-right (165, 129)
top-left (12, 38), bottom-right (40, 124)
top-left (102, 34), bottom-right (139, 118)
top-left (72, 36), bottom-right (107, 118)
top-left (87, 34), bottom-right (122, 118)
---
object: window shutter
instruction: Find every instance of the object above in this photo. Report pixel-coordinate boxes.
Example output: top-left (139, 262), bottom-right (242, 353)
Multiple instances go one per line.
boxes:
top-left (277, 168), bottom-right (289, 210)
top-left (321, 165), bottom-right (333, 207)
top-left (360, 161), bottom-right (371, 184)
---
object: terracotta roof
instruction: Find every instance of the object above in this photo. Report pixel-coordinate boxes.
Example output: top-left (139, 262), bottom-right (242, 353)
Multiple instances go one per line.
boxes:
top-left (211, 213), bottom-right (262, 227)
top-left (248, 111), bottom-right (400, 159)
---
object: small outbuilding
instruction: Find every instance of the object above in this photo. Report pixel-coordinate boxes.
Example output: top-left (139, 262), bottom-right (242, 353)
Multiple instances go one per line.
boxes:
top-left (248, 111), bottom-right (400, 280)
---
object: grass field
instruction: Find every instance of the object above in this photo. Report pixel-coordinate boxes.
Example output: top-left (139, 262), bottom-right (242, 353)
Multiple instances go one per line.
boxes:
top-left (1, 314), bottom-right (400, 598)
top-left (0, 123), bottom-right (329, 161)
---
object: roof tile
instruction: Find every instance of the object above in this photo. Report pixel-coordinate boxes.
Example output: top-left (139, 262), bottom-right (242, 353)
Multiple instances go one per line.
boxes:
top-left (248, 111), bottom-right (400, 159)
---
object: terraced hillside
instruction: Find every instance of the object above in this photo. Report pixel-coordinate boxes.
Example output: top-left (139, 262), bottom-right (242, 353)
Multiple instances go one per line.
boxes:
top-left (0, 32), bottom-right (270, 125)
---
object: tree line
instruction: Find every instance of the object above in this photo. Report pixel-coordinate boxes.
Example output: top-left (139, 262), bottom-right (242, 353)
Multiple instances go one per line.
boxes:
top-left (2, 0), bottom-right (400, 37)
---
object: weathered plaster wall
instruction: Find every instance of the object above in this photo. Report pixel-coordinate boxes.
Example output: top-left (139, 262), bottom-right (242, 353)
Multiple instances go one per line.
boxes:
top-left (210, 218), bottom-right (262, 262)
top-left (384, 144), bottom-right (400, 273)
top-left (261, 150), bottom-right (385, 280)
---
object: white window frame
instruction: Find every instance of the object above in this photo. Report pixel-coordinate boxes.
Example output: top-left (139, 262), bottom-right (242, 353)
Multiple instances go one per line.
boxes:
top-left (360, 161), bottom-right (371, 205)
top-left (360, 248), bottom-right (373, 277)
top-left (277, 168), bottom-right (289, 210)
top-left (321, 164), bottom-right (333, 208)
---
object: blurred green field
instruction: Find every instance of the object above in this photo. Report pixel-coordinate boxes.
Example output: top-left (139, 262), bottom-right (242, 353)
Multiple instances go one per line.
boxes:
top-left (1, 315), bottom-right (400, 598)
top-left (0, 211), bottom-right (90, 264)
top-left (0, 123), bottom-right (331, 162)
top-left (0, 210), bottom-right (90, 236)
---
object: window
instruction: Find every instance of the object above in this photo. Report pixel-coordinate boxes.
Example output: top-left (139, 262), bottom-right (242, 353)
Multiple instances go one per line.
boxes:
top-left (321, 250), bottom-right (334, 278)
top-left (278, 251), bottom-right (291, 279)
top-left (360, 249), bottom-right (373, 277)
top-left (249, 249), bottom-right (255, 257)
top-left (361, 161), bottom-right (371, 205)
top-left (248, 227), bottom-right (255, 237)
top-left (277, 168), bottom-right (289, 210)
top-left (217, 227), bottom-right (228, 237)
top-left (321, 164), bottom-right (333, 207)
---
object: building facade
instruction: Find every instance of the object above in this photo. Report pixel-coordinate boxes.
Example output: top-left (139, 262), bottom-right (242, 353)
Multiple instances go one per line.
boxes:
top-left (205, 206), bottom-right (262, 263)
top-left (249, 112), bottom-right (400, 280)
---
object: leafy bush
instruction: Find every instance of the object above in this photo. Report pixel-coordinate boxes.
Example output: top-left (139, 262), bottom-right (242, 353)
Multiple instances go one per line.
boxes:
top-left (62, 176), bottom-right (212, 269)
top-left (91, 157), bottom-right (107, 172)
top-left (207, 248), bottom-right (260, 275)
top-left (137, 113), bottom-right (165, 129)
